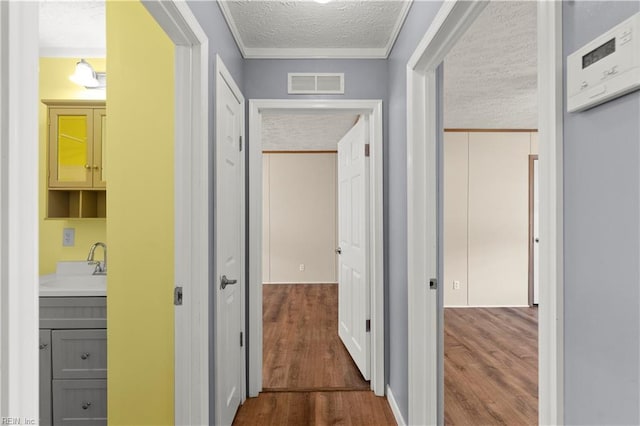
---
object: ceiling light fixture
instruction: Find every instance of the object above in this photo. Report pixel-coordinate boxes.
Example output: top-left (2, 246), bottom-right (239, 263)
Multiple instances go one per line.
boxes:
top-left (314, 0), bottom-right (332, 4)
top-left (69, 59), bottom-right (106, 89)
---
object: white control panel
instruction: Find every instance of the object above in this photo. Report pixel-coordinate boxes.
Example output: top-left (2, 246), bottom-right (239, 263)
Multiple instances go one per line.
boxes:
top-left (567, 12), bottom-right (640, 112)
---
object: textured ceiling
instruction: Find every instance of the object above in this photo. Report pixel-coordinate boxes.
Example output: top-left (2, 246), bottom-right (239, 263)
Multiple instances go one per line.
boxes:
top-left (262, 112), bottom-right (359, 150)
top-left (444, 1), bottom-right (537, 129)
top-left (220, 1), bottom-right (411, 58)
top-left (39, 0), bottom-right (106, 57)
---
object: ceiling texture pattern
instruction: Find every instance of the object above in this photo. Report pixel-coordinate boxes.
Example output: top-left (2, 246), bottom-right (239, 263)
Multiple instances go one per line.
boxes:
top-left (219, 0), bottom-right (412, 58)
top-left (39, 0), bottom-right (106, 57)
top-left (262, 112), bottom-right (359, 151)
top-left (444, 1), bottom-right (537, 129)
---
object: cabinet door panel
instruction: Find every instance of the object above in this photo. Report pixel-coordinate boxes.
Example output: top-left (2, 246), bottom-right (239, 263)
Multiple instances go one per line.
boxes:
top-left (52, 330), bottom-right (107, 379)
top-left (49, 109), bottom-right (94, 188)
top-left (52, 379), bottom-right (107, 426)
top-left (40, 330), bottom-right (52, 426)
top-left (92, 109), bottom-right (106, 188)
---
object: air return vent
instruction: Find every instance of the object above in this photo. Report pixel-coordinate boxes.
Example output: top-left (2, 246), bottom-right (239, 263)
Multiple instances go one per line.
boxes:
top-left (288, 73), bottom-right (344, 94)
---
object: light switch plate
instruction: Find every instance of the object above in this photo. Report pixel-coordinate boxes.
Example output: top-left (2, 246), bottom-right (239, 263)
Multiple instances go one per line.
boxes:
top-left (62, 228), bottom-right (75, 247)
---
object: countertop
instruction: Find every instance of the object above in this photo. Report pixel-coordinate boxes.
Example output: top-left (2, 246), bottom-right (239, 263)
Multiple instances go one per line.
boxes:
top-left (40, 273), bottom-right (107, 297)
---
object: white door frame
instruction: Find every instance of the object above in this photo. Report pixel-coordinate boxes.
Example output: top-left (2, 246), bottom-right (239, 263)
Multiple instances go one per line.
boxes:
top-left (0, 2), bottom-right (39, 419)
top-left (214, 54), bottom-right (247, 424)
top-left (141, 2), bottom-right (210, 425)
top-left (406, 1), bottom-right (564, 425)
top-left (0, 1), bottom-right (211, 423)
top-left (248, 99), bottom-right (385, 396)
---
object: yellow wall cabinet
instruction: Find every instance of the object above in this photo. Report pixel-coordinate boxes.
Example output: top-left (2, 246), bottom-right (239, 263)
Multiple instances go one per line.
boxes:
top-left (44, 100), bottom-right (107, 219)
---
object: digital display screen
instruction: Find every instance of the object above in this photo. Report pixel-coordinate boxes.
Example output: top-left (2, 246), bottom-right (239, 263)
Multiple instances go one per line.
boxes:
top-left (582, 38), bottom-right (616, 69)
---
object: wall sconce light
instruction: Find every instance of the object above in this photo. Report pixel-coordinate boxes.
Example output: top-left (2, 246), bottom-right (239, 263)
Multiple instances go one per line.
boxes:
top-left (69, 59), bottom-right (106, 89)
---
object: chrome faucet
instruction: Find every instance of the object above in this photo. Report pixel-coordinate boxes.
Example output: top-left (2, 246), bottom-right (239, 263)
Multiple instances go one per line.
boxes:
top-left (87, 242), bottom-right (107, 275)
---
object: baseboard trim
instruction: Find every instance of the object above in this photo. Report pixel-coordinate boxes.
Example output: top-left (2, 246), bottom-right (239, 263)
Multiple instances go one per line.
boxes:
top-left (444, 304), bottom-right (531, 308)
top-left (386, 385), bottom-right (406, 426)
top-left (262, 282), bottom-right (338, 285)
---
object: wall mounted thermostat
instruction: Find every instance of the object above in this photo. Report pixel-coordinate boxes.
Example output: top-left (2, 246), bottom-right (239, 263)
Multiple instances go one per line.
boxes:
top-left (567, 12), bottom-right (640, 112)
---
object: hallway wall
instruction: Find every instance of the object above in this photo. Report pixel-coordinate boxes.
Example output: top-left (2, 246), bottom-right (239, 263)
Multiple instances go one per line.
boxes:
top-left (387, 1), bottom-right (443, 420)
top-left (562, 2), bottom-right (640, 424)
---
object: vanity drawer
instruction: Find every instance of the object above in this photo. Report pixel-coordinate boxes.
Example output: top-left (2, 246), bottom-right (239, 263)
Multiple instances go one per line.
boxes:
top-left (52, 330), bottom-right (107, 379)
top-left (52, 379), bottom-right (106, 426)
top-left (40, 297), bottom-right (106, 329)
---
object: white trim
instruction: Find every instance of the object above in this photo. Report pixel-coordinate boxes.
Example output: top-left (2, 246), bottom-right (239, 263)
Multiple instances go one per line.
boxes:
top-left (0, 1), bottom-right (39, 420)
top-left (214, 54), bottom-right (246, 424)
top-left (443, 305), bottom-right (532, 309)
top-left (406, 1), bottom-right (563, 425)
top-left (141, 2), bottom-right (209, 425)
top-left (39, 47), bottom-right (106, 59)
top-left (263, 282), bottom-right (339, 285)
top-left (249, 99), bottom-right (385, 397)
top-left (537, 2), bottom-right (564, 425)
top-left (242, 47), bottom-right (390, 59)
top-left (218, 0), bottom-right (412, 59)
top-left (386, 385), bottom-right (407, 426)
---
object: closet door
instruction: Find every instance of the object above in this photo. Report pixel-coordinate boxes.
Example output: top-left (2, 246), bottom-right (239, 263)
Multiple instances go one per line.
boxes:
top-left (468, 132), bottom-right (530, 306)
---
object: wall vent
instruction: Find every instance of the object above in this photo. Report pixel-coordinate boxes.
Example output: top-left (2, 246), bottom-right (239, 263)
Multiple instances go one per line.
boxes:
top-left (288, 73), bottom-right (344, 94)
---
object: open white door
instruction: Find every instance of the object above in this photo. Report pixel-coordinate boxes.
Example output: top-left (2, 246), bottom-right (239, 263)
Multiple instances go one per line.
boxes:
top-left (215, 58), bottom-right (245, 426)
top-left (533, 158), bottom-right (540, 304)
top-left (337, 117), bottom-right (370, 380)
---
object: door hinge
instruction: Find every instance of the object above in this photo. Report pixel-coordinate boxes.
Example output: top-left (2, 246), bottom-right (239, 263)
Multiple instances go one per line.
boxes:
top-left (429, 278), bottom-right (438, 290)
top-left (174, 286), bottom-right (183, 305)
top-left (239, 136), bottom-right (243, 152)
top-left (364, 143), bottom-right (370, 157)
top-left (366, 319), bottom-right (371, 332)
top-left (240, 332), bottom-right (244, 347)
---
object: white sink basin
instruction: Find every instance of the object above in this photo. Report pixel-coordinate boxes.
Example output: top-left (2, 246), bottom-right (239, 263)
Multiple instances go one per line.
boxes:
top-left (40, 261), bottom-right (107, 297)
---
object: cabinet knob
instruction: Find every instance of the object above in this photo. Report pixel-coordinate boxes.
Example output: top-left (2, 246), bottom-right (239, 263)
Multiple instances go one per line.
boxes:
top-left (39, 343), bottom-right (48, 350)
top-left (81, 401), bottom-right (92, 410)
top-left (80, 352), bottom-right (91, 360)
top-left (93, 165), bottom-right (99, 170)
top-left (84, 164), bottom-right (91, 169)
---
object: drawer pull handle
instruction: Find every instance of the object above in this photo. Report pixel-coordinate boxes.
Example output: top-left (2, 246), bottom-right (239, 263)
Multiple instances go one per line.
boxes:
top-left (81, 401), bottom-right (92, 410)
top-left (39, 343), bottom-right (48, 350)
top-left (80, 352), bottom-right (91, 360)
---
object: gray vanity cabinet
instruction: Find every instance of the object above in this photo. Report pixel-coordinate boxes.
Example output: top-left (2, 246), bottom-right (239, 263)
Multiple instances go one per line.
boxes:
top-left (40, 297), bottom-right (107, 426)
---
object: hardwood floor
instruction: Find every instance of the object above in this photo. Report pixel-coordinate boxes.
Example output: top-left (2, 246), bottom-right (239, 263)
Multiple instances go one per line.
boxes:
top-left (445, 307), bottom-right (538, 426)
top-left (233, 391), bottom-right (397, 426)
top-left (262, 284), bottom-right (369, 390)
top-left (233, 284), bottom-right (397, 425)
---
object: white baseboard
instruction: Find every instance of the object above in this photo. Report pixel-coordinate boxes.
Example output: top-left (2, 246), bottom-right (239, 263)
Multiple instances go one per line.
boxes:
top-left (262, 281), bottom-right (338, 285)
top-left (444, 304), bottom-right (531, 308)
top-left (386, 385), bottom-right (406, 426)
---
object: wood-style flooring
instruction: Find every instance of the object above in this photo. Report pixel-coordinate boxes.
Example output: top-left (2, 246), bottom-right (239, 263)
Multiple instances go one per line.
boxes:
top-left (445, 307), bottom-right (538, 426)
top-left (233, 284), bottom-right (395, 425)
top-left (262, 284), bottom-right (369, 390)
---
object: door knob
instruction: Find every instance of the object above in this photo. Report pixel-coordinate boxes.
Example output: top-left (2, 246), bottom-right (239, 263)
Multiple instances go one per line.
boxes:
top-left (220, 275), bottom-right (238, 289)
top-left (335, 247), bottom-right (342, 254)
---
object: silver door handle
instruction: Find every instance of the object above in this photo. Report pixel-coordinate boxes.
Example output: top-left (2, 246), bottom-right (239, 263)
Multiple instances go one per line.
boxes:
top-left (220, 275), bottom-right (237, 289)
top-left (336, 247), bottom-right (342, 254)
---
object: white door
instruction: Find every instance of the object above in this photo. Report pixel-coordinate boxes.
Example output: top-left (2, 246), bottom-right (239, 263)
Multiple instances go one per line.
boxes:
top-left (215, 72), bottom-right (244, 426)
top-left (533, 158), bottom-right (540, 304)
top-left (337, 117), bottom-right (370, 380)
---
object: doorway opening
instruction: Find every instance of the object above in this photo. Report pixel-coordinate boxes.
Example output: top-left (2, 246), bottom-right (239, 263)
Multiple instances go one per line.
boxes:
top-left (247, 100), bottom-right (385, 399)
top-left (441, 2), bottom-right (539, 423)
top-left (406, 1), bottom-right (563, 425)
top-left (260, 111), bottom-right (367, 392)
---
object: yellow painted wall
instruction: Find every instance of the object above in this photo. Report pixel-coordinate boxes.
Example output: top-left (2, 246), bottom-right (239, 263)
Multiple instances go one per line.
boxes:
top-left (39, 57), bottom-right (107, 274)
top-left (106, 2), bottom-right (174, 424)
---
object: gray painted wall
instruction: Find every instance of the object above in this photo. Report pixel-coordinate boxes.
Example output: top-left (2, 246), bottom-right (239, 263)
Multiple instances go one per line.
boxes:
top-left (185, 2), bottom-right (244, 423)
top-left (387, 1), bottom-right (443, 419)
top-left (563, 2), bottom-right (640, 424)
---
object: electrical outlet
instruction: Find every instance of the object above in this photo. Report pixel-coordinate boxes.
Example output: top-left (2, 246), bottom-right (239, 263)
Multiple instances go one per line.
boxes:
top-left (453, 280), bottom-right (461, 290)
top-left (299, 264), bottom-right (305, 272)
top-left (63, 228), bottom-right (75, 247)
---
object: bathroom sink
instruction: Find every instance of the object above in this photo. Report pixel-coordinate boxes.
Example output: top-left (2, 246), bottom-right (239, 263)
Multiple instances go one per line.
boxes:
top-left (40, 261), bottom-right (107, 297)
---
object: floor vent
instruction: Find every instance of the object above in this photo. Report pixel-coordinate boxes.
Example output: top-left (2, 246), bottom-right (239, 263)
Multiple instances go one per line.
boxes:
top-left (288, 73), bottom-right (344, 94)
